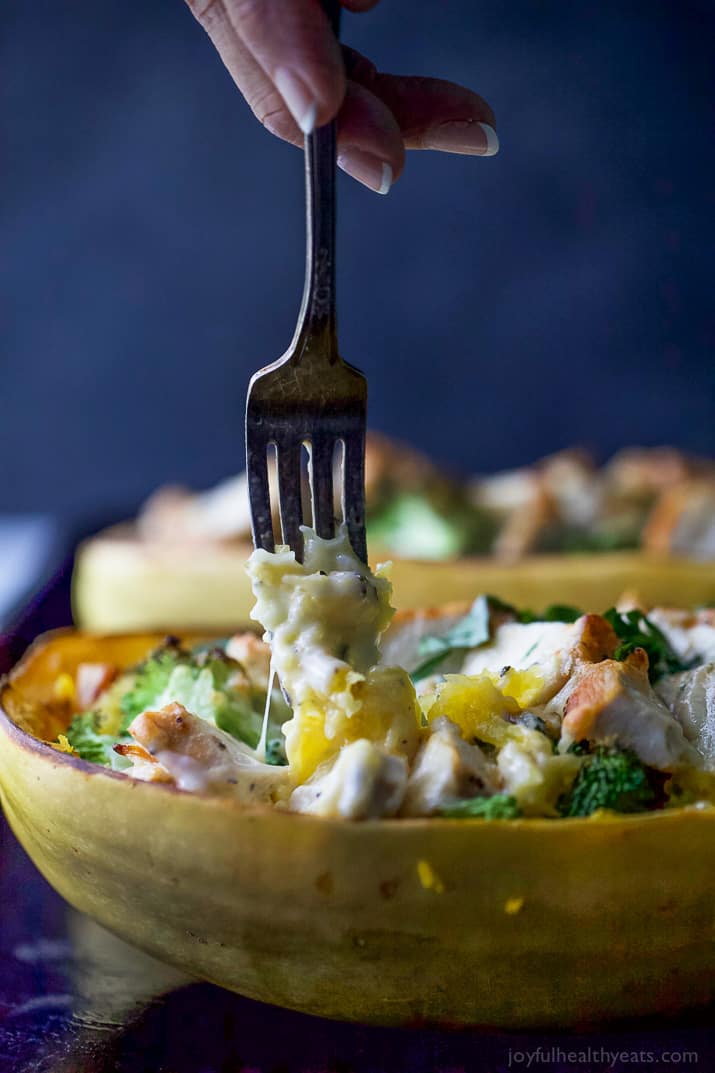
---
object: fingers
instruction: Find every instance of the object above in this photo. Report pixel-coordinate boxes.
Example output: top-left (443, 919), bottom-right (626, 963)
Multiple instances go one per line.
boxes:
top-left (185, 2), bottom-right (403, 195)
top-left (337, 81), bottom-right (405, 194)
top-left (185, 4), bottom-right (498, 200)
top-left (187, 0), bottom-right (345, 132)
top-left (376, 74), bottom-right (498, 155)
top-left (188, 3), bottom-right (296, 140)
top-left (344, 46), bottom-right (499, 156)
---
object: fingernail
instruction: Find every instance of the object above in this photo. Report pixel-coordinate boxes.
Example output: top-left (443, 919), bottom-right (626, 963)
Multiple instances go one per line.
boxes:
top-left (422, 120), bottom-right (499, 157)
top-left (274, 68), bottom-right (317, 134)
top-left (338, 149), bottom-right (393, 195)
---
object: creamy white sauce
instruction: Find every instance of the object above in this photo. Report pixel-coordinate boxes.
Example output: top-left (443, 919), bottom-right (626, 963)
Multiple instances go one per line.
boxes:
top-left (155, 750), bottom-right (211, 793)
top-left (461, 621), bottom-right (576, 678)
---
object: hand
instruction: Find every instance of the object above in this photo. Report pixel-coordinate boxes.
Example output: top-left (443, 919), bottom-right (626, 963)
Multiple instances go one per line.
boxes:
top-left (186, 0), bottom-right (498, 194)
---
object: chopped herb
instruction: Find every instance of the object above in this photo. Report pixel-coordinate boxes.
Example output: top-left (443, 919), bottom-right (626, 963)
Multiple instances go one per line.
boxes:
top-left (264, 737), bottom-right (288, 766)
top-left (603, 608), bottom-right (693, 682)
top-left (486, 595), bottom-right (520, 616)
top-left (440, 794), bottom-right (522, 820)
top-left (518, 712), bottom-right (550, 737)
top-left (517, 604), bottom-right (584, 624)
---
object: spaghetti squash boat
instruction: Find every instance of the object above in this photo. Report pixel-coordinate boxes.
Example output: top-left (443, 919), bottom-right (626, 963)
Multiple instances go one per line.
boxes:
top-left (2, 527), bottom-right (715, 1026)
top-left (73, 441), bottom-right (715, 631)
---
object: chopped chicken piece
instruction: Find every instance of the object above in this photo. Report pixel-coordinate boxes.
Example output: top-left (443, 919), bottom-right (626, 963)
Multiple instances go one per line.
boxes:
top-left (570, 613), bottom-right (620, 664)
top-left (225, 632), bottom-right (272, 690)
top-left (540, 449), bottom-right (600, 528)
top-left (538, 615), bottom-right (621, 725)
top-left (401, 717), bottom-right (500, 816)
top-left (561, 650), bottom-right (700, 770)
top-left (138, 473), bottom-right (256, 543)
top-left (76, 662), bottom-right (118, 710)
top-left (290, 739), bottom-right (407, 819)
top-left (647, 608), bottom-right (715, 666)
top-left (114, 742), bottom-right (174, 783)
top-left (127, 702), bottom-right (288, 800)
top-left (470, 467), bottom-right (536, 516)
top-left (614, 589), bottom-right (648, 614)
top-left (603, 447), bottom-right (710, 499)
top-left (643, 479), bottom-right (715, 558)
top-left (471, 450), bottom-right (601, 555)
top-left (492, 479), bottom-right (555, 560)
top-left (657, 664), bottom-right (715, 768)
top-left (364, 431), bottom-right (451, 506)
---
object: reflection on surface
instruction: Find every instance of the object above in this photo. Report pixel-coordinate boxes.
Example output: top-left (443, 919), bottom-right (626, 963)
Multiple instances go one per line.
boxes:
top-left (67, 911), bottom-right (189, 1029)
top-left (0, 814), bottom-right (187, 1072)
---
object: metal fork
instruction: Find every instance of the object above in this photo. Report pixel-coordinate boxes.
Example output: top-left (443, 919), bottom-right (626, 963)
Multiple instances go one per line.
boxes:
top-left (245, 1), bottom-right (367, 564)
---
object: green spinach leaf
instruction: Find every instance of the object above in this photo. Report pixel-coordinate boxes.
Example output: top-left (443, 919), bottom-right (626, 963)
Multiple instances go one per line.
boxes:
top-left (411, 594), bottom-right (496, 682)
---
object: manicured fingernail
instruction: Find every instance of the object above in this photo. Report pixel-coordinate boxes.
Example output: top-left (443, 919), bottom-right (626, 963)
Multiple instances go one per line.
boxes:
top-left (274, 68), bottom-right (317, 134)
top-left (422, 120), bottom-right (499, 157)
top-left (338, 149), bottom-right (392, 195)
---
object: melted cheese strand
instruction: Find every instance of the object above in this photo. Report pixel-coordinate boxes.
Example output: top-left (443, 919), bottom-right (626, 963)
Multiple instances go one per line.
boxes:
top-left (255, 658), bottom-right (276, 763)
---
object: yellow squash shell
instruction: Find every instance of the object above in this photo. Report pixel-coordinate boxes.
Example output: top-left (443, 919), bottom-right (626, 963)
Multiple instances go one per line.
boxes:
top-left (73, 529), bottom-right (715, 631)
top-left (1, 628), bottom-right (715, 1027)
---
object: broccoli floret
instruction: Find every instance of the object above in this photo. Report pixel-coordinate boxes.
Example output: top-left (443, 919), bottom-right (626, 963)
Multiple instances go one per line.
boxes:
top-left (558, 746), bottom-right (661, 817)
top-left (65, 713), bottom-right (117, 765)
top-left (116, 638), bottom-right (285, 752)
top-left (440, 794), bottom-right (521, 820)
top-left (119, 639), bottom-right (191, 731)
top-left (368, 493), bottom-right (497, 561)
top-left (63, 637), bottom-right (288, 766)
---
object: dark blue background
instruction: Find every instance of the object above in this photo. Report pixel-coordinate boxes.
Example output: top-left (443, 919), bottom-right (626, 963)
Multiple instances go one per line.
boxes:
top-left (3, 0), bottom-right (713, 516)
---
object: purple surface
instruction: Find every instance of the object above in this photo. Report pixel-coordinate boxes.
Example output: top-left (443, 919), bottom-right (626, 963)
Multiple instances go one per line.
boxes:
top-left (1, 565), bottom-right (714, 1072)
top-left (0, 557), bottom-right (74, 676)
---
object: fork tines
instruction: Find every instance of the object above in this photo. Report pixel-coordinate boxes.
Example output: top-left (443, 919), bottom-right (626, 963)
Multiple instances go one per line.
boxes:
top-left (246, 368), bottom-right (367, 564)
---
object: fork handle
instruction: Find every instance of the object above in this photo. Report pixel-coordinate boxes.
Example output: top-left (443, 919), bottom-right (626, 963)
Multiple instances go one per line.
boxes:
top-left (294, 0), bottom-right (342, 361)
